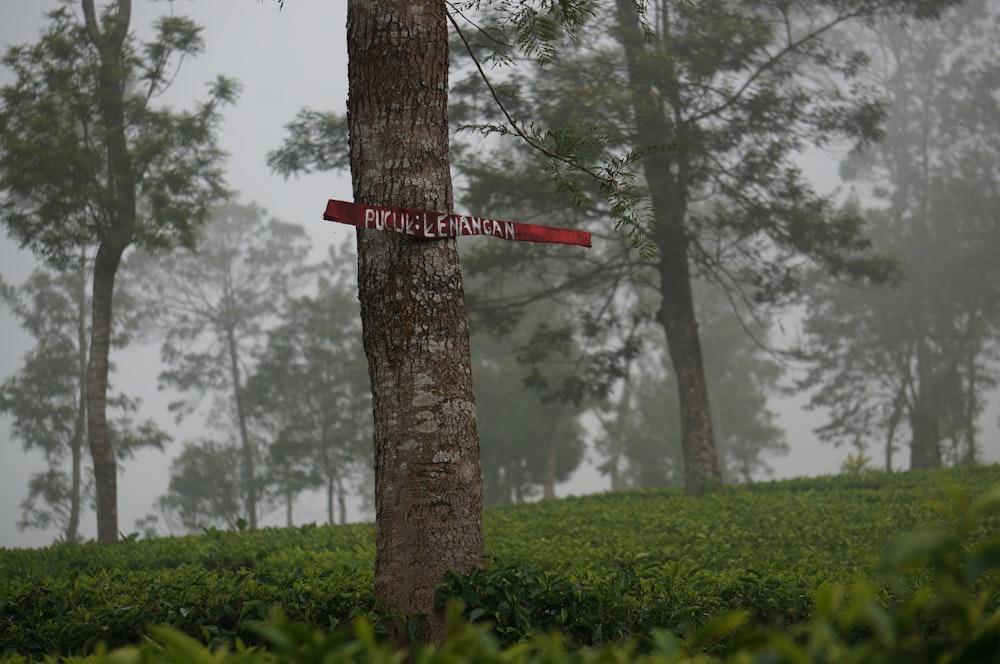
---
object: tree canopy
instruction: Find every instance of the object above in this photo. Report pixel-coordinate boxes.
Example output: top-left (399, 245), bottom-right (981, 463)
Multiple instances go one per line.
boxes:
top-left (0, 1), bottom-right (235, 541)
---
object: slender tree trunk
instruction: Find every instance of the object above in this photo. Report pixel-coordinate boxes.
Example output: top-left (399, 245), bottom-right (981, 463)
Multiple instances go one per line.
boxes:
top-left (348, 0), bottom-right (484, 644)
top-left (542, 406), bottom-right (561, 499)
top-left (337, 476), bottom-right (347, 525)
top-left (709, 382), bottom-right (732, 481)
top-left (543, 442), bottom-right (557, 499)
top-left (88, 244), bottom-right (123, 542)
top-left (962, 342), bottom-right (978, 466)
top-left (910, 339), bottom-right (942, 469)
top-left (285, 485), bottom-right (293, 527)
top-left (884, 387), bottom-right (905, 472)
top-left (82, 0), bottom-right (134, 543)
top-left (615, 0), bottom-right (721, 496)
top-left (606, 364), bottom-right (632, 491)
top-left (326, 473), bottom-right (335, 525)
top-left (225, 325), bottom-right (257, 529)
top-left (68, 249), bottom-right (88, 545)
top-left (657, 234), bottom-right (721, 494)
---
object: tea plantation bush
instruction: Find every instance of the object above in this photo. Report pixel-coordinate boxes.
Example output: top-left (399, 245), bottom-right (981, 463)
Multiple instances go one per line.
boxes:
top-left (1, 465), bottom-right (998, 662)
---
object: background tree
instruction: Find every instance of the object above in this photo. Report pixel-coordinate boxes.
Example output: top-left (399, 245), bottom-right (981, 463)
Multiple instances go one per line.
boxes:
top-left (246, 245), bottom-right (372, 526)
top-left (0, 2), bottom-right (235, 541)
top-left (0, 255), bottom-right (167, 543)
top-left (796, 2), bottom-right (1000, 470)
top-left (156, 437), bottom-right (245, 533)
top-left (472, 329), bottom-right (588, 505)
top-left (126, 201), bottom-right (311, 530)
top-left (609, 283), bottom-right (787, 488)
top-left (449, 0), bottom-right (959, 495)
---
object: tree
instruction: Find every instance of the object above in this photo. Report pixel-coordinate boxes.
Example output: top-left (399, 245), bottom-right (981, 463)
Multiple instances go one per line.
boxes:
top-left (156, 437), bottom-right (245, 533)
top-left (246, 245), bottom-right (372, 526)
top-left (608, 283), bottom-right (787, 488)
top-left (0, 3), bottom-right (235, 541)
top-left (448, 0), bottom-right (960, 495)
top-left (345, 0), bottom-right (486, 643)
top-left (472, 329), bottom-right (588, 505)
top-left (0, 255), bottom-right (167, 543)
top-left (796, 2), bottom-right (1000, 470)
top-left (126, 201), bottom-right (311, 530)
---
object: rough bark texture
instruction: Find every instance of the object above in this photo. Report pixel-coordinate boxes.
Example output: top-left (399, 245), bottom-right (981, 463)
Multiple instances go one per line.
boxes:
top-left (87, 245), bottom-right (124, 542)
top-left (347, 0), bottom-right (484, 645)
top-left (82, 0), bottom-right (134, 543)
top-left (615, 0), bottom-right (722, 495)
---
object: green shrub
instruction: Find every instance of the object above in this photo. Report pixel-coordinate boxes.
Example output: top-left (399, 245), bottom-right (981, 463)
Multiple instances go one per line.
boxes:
top-left (1, 466), bottom-right (998, 662)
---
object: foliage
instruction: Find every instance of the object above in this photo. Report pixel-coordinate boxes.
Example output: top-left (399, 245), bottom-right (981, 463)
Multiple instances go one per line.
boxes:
top-left (128, 201), bottom-right (313, 530)
top-left (0, 5), bottom-right (236, 266)
top-left (2, 465), bottom-right (999, 661)
top-left (795, 2), bottom-right (1000, 471)
top-left (155, 439), bottom-right (247, 533)
top-left (266, 110), bottom-right (349, 178)
top-left (245, 244), bottom-right (372, 525)
top-left (128, 202), bottom-right (311, 414)
top-left (606, 283), bottom-right (787, 488)
top-left (0, 1), bottom-right (235, 542)
top-left (0, 258), bottom-right (167, 543)
top-left (473, 334), bottom-right (588, 504)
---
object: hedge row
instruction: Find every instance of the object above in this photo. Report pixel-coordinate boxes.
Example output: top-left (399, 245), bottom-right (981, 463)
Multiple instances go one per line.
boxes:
top-left (1, 466), bottom-right (998, 661)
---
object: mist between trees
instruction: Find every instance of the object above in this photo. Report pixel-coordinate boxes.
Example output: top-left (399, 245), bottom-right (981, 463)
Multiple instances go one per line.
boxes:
top-left (2, 0), bottom-right (999, 550)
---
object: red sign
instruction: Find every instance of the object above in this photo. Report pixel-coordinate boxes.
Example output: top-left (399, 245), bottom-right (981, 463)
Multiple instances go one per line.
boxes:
top-left (323, 200), bottom-right (591, 248)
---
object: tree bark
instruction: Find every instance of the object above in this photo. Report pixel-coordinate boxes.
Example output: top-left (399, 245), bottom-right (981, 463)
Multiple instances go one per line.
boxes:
top-left (88, 244), bottom-right (124, 542)
top-left (347, 0), bottom-right (484, 645)
top-left (615, 0), bottom-right (721, 495)
top-left (82, 0), bottom-right (134, 543)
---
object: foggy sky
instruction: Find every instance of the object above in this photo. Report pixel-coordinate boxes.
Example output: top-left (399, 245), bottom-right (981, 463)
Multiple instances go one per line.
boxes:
top-left (1, 2), bottom-right (996, 549)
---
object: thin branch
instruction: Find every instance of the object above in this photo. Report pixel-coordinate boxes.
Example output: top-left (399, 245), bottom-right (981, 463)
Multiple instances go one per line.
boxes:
top-left (687, 8), bottom-right (868, 126)
top-left (446, 1), bottom-right (514, 49)
top-left (446, 8), bottom-right (609, 185)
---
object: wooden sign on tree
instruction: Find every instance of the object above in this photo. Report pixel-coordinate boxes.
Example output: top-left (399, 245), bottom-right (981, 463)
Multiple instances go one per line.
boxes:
top-left (324, 199), bottom-right (592, 248)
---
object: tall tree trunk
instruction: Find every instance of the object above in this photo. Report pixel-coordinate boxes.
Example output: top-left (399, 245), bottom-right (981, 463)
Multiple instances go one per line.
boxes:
top-left (88, 244), bottom-right (123, 542)
top-left (884, 387), bottom-right (905, 472)
top-left (962, 330), bottom-right (978, 466)
top-left (543, 443), bottom-right (557, 500)
top-left (225, 325), bottom-right (257, 529)
top-left (657, 234), bottom-right (721, 494)
top-left (68, 249), bottom-right (88, 545)
top-left (348, 0), bottom-right (484, 645)
top-left (82, 0), bottom-right (134, 543)
top-left (615, 0), bottom-right (721, 496)
top-left (337, 476), bottom-right (348, 525)
top-left (542, 405), bottom-right (562, 500)
top-left (605, 363), bottom-right (633, 491)
top-left (910, 339), bottom-right (942, 469)
top-left (327, 473), bottom-right (335, 525)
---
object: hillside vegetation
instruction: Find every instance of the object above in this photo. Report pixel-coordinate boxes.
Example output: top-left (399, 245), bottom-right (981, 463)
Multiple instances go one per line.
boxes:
top-left (2, 465), bottom-right (999, 662)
